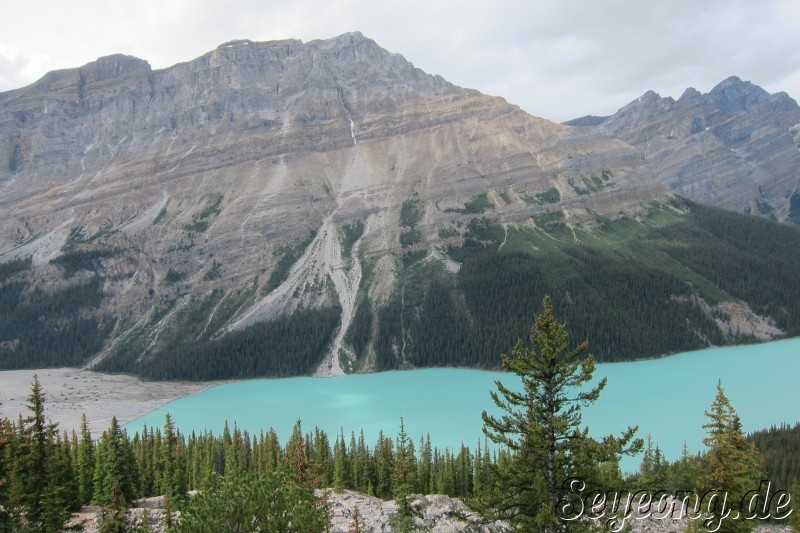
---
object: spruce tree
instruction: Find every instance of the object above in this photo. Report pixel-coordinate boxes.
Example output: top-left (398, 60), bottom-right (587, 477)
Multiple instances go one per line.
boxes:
top-left (390, 417), bottom-right (418, 530)
top-left (0, 418), bottom-right (20, 531)
top-left (285, 420), bottom-right (319, 488)
top-left (480, 296), bottom-right (642, 531)
top-left (374, 431), bottom-right (394, 499)
top-left (18, 376), bottom-right (50, 528)
top-left (77, 414), bottom-right (95, 505)
top-left (333, 430), bottom-right (348, 491)
top-left (354, 430), bottom-right (369, 493)
top-left (159, 413), bottom-right (187, 500)
top-left (93, 417), bottom-right (137, 507)
top-left (700, 382), bottom-right (765, 533)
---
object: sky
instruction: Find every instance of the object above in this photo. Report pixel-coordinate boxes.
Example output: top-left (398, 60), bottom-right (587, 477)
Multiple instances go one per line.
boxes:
top-left (1, 0), bottom-right (799, 123)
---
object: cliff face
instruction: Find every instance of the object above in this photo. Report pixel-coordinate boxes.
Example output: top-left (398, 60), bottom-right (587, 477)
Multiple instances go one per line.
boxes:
top-left (572, 77), bottom-right (800, 221)
top-left (1, 33), bottom-right (797, 377)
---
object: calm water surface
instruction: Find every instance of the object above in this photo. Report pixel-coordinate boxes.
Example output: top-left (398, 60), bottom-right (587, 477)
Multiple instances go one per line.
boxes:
top-left (128, 338), bottom-right (800, 471)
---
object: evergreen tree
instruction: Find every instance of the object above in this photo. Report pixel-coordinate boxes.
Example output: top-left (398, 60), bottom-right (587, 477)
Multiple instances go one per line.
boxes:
top-left (284, 421), bottom-right (319, 488)
top-left (374, 431), bottom-right (394, 499)
top-left (93, 417), bottom-right (137, 507)
top-left (41, 429), bottom-right (77, 531)
top-left (313, 427), bottom-right (333, 487)
top-left (77, 414), bottom-right (95, 505)
top-left (700, 382), bottom-right (765, 533)
top-left (417, 434), bottom-right (432, 495)
top-left (391, 417), bottom-right (418, 530)
top-left (159, 413), bottom-right (187, 501)
top-left (480, 296), bottom-right (642, 531)
top-left (349, 505), bottom-right (366, 533)
top-left (333, 430), bottom-right (348, 491)
top-left (18, 375), bottom-right (50, 528)
top-left (0, 418), bottom-right (21, 531)
top-left (172, 471), bottom-right (330, 532)
top-left (353, 430), bottom-right (369, 494)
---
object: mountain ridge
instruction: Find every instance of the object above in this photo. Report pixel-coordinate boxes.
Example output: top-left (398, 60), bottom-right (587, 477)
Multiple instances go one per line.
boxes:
top-left (2, 33), bottom-right (800, 379)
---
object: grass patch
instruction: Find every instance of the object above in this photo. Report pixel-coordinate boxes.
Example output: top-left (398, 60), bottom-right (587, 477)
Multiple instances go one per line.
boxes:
top-left (198, 194), bottom-right (224, 220)
top-left (568, 177), bottom-right (591, 196)
top-left (401, 250), bottom-right (427, 267)
top-left (89, 221), bottom-right (117, 241)
top-left (63, 226), bottom-right (87, 251)
top-left (400, 198), bottom-right (423, 228)
top-left (756, 199), bottom-right (773, 215)
top-left (204, 260), bottom-right (222, 280)
top-left (535, 187), bottom-right (561, 204)
top-left (164, 268), bottom-right (187, 284)
top-left (341, 220), bottom-right (365, 258)
top-left (533, 210), bottom-right (565, 227)
top-left (399, 229), bottom-right (422, 248)
top-left (185, 194), bottom-right (224, 233)
top-left (445, 192), bottom-right (492, 214)
top-left (184, 220), bottom-right (208, 233)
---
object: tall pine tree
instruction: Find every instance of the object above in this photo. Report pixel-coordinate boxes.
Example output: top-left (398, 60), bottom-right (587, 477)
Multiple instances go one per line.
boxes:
top-left (700, 382), bottom-right (765, 533)
top-left (480, 296), bottom-right (642, 531)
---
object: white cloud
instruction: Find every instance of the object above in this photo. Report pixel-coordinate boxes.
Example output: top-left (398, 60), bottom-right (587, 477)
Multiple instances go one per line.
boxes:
top-left (1, 0), bottom-right (798, 122)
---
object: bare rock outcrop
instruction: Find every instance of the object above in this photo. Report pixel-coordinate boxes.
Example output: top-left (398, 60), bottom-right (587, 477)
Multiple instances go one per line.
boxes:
top-left (67, 491), bottom-right (793, 532)
top-left (570, 77), bottom-right (800, 223)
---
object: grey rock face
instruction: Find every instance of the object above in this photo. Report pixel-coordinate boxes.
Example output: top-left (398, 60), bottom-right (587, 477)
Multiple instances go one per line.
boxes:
top-left (0, 33), bottom-right (666, 374)
top-left (579, 76), bottom-right (800, 221)
top-left (322, 490), bottom-right (507, 532)
top-left (1, 33), bottom-right (796, 375)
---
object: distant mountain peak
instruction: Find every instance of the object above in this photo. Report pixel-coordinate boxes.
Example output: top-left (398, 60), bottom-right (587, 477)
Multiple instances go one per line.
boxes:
top-left (677, 87), bottom-right (702, 102)
top-left (708, 75), bottom-right (770, 112)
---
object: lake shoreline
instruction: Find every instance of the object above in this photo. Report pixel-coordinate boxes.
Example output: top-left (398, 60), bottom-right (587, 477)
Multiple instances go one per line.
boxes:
top-left (0, 367), bottom-right (228, 437)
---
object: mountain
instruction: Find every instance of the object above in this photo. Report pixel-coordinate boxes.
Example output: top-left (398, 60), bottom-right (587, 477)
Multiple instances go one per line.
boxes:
top-left (2, 33), bottom-right (800, 379)
top-left (567, 77), bottom-right (800, 223)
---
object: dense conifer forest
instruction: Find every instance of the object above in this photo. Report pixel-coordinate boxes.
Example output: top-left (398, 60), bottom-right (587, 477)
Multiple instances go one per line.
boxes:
top-left (367, 201), bottom-right (800, 370)
top-left (0, 258), bottom-right (113, 369)
top-left (748, 423), bottom-right (800, 493)
top-left (95, 306), bottom-right (342, 380)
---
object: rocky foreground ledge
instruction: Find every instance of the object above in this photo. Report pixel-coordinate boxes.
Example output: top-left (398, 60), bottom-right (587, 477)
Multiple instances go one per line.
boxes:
top-left (68, 490), bottom-right (504, 532)
top-left (67, 491), bottom-right (793, 532)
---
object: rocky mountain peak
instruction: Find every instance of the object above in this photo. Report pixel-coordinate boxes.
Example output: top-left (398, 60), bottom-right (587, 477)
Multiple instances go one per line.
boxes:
top-left (707, 75), bottom-right (770, 112)
top-left (676, 87), bottom-right (702, 105)
top-left (81, 54), bottom-right (151, 79)
top-left (586, 76), bottom-right (800, 221)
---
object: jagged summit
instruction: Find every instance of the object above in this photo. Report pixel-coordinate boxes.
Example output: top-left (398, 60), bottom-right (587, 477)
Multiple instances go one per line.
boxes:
top-left (585, 75), bottom-right (800, 218)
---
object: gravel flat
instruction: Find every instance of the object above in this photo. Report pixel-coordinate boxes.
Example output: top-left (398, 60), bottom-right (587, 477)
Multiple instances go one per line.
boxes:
top-left (0, 368), bottom-right (223, 436)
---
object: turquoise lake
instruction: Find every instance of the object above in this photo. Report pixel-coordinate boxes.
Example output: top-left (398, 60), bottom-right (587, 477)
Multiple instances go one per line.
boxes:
top-left (128, 338), bottom-right (800, 472)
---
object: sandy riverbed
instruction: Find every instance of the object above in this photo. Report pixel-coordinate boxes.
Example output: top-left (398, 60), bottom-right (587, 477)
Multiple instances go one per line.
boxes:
top-left (0, 368), bottom-right (224, 437)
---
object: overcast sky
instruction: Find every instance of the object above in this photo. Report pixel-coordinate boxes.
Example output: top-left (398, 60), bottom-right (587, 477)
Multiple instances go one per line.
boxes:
top-left (1, 0), bottom-right (798, 122)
